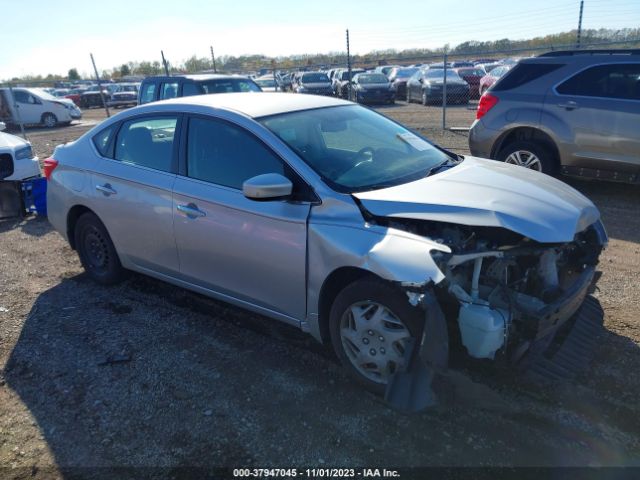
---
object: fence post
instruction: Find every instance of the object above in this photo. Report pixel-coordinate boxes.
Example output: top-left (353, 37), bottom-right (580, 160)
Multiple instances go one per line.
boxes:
top-left (346, 29), bottom-right (353, 102)
top-left (6, 84), bottom-right (27, 140)
top-left (90, 53), bottom-right (110, 118)
top-left (272, 59), bottom-right (277, 92)
top-left (442, 51), bottom-right (447, 131)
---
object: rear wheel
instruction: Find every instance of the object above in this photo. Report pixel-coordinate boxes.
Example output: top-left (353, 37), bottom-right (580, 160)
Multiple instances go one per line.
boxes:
top-left (330, 278), bottom-right (421, 394)
top-left (75, 212), bottom-right (126, 285)
top-left (498, 140), bottom-right (556, 174)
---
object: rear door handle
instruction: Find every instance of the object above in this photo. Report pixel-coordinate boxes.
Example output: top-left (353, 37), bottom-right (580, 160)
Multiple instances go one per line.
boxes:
top-left (558, 101), bottom-right (579, 110)
top-left (95, 183), bottom-right (117, 196)
top-left (177, 203), bottom-right (206, 219)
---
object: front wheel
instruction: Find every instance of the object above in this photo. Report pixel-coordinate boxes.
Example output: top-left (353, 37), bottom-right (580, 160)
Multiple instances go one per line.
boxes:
top-left (75, 212), bottom-right (126, 285)
top-left (42, 113), bottom-right (57, 128)
top-left (330, 278), bottom-right (421, 394)
top-left (497, 140), bottom-right (557, 174)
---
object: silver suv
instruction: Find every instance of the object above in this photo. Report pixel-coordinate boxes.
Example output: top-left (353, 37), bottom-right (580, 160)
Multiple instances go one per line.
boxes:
top-left (469, 49), bottom-right (640, 183)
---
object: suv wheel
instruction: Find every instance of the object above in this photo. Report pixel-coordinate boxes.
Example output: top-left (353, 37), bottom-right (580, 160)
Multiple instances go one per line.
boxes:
top-left (75, 212), bottom-right (126, 285)
top-left (498, 141), bottom-right (555, 174)
top-left (330, 278), bottom-right (420, 394)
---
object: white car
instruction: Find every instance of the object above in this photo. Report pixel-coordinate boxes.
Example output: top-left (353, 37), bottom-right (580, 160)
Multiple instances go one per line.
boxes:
top-left (254, 76), bottom-right (277, 92)
top-left (0, 88), bottom-right (82, 128)
top-left (0, 122), bottom-right (41, 180)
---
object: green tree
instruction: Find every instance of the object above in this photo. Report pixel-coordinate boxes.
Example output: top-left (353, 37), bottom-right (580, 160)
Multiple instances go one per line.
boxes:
top-left (68, 68), bottom-right (80, 81)
top-left (120, 64), bottom-right (131, 77)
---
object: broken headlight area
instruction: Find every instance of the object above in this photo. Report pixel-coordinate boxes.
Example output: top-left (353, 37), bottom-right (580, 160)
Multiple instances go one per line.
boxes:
top-left (385, 217), bottom-right (606, 365)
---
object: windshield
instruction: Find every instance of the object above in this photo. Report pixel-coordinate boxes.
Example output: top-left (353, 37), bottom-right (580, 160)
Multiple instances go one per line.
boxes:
top-left (457, 68), bottom-right (485, 76)
top-left (259, 105), bottom-right (450, 193)
top-left (29, 89), bottom-right (58, 101)
top-left (425, 70), bottom-right (463, 80)
top-left (301, 73), bottom-right (330, 83)
top-left (256, 78), bottom-right (276, 87)
top-left (356, 74), bottom-right (389, 84)
top-left (394, 68), bottom-right (418, 79)
top-left (199, 79), bottom-right (262, 93)
top-left (340, 70), bottom-right (363, 81)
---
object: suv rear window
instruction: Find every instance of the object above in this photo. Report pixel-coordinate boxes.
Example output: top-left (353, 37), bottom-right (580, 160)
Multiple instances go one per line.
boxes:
top-left (492, 63), bottom-right (563, 91)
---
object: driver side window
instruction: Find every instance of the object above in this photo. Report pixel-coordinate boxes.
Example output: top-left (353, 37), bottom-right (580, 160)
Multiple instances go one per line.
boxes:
top-left (186, 117), bottom-right (285, 190)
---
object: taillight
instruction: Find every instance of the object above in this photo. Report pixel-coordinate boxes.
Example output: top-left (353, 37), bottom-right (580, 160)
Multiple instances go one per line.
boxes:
top-left (476, 93), bottom-right (498, 120)
top-left (43, 157), bottom-right (59, 180)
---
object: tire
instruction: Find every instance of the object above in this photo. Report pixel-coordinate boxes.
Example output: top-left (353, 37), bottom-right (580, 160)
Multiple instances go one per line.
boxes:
top-left (74, 212), bottom-right (126, 285)
top-left (42, 113), bottom-right (57, 128)
top-left (329, 278), bottom-right (422, 394)
top-left (497, 140), bottom-right (557, 175)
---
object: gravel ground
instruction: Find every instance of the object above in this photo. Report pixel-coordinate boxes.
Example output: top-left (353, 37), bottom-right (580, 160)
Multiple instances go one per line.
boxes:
top-left (1, 102), bottom-right (639, 478)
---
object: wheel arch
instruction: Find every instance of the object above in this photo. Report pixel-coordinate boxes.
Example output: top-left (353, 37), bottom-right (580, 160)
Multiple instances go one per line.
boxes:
top-left (317, 267), bottom-right (379, 344)
top-left (66, 204), bottom-right (97, 250)
top-left (491, 126), bottom-right (561, 167)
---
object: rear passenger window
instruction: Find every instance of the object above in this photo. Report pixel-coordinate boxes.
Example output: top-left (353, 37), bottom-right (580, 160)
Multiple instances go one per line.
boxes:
top-left (160, 82), bottom-right (179, 100)
top-left (492, 63), bottom-right (563, 91)
top-left (187, 117), bottom-right (284, 189)
top-left (139, 83), bottom-right (156, 104)
top-left (557, 64), bottom-right (640, 100)
top-left (92, 124), bottom-right (116, 157)
top-left (182, 83), bottom-right (201, 97)
top-left (114, 117), bottom-right (178, 172)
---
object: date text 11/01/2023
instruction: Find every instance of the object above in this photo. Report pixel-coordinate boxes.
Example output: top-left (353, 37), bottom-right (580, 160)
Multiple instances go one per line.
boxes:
top-left (232, 468), bottom-right (401, 478)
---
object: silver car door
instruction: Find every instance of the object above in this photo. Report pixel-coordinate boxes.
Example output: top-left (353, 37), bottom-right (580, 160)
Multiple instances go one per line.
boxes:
top-left (551, 62), bottom-right (640, 176)
top-left (172, 115), bottom-right (310, 320)
top-left (90, 115), bottom-right (181, 275)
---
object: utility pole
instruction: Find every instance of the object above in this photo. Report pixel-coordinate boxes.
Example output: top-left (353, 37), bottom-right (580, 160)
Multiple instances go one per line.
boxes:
top-left (346, 29), bottom-right (352, 101)
top-left (161, 50), bottom-right (170, 76)
top-left (576, 0), bottom-right (584, 48)
top-left (90, 53), bottom-right (110, 118)
top-left (210, 46), bottom-right (217, 73)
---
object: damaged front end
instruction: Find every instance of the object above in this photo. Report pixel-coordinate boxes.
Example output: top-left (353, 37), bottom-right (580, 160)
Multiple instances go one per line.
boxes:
top-left (385, 215), bottom-right (607, 369)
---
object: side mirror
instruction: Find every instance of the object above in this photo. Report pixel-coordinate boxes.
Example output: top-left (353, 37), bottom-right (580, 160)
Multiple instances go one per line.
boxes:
top-left (0, 122), bottom-right (5, 131)
top-left (243, 173), bottom-right (292, 200)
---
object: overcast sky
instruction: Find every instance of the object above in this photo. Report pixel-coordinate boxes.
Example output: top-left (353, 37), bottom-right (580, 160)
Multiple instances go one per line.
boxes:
top-left (1, 0), bottom-right (638, 78)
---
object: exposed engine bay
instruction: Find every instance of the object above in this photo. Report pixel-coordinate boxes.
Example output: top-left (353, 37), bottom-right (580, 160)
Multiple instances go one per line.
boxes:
top-left (375, 215), bottom-right (607, 364)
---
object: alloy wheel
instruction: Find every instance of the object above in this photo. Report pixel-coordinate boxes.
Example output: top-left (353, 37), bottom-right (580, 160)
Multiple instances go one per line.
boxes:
top-left (505, 150), bottom-right (543, 171)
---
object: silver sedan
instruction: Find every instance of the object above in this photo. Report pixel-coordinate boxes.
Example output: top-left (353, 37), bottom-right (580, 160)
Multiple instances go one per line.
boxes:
top-left (46, 93), bottom-right (606, 400)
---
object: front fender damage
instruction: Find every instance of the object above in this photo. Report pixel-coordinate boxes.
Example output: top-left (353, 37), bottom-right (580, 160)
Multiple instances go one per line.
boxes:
top-left (307, 222), bottom-right (452, 411)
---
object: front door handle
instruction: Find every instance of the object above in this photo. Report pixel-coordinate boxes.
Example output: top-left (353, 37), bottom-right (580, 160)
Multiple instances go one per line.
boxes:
top-left (96, 183), bottom-right (117, 196)
top-left (177, 203), bottom-right (206, 219)
top-left (558, 101), bottom-right (579, 110)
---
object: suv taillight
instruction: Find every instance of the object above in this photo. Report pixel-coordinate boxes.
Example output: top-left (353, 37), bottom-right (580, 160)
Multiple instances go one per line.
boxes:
top-left (476, 93), bottom-right (498, 120)
top-left (43, 157), bottom-right (59, 180)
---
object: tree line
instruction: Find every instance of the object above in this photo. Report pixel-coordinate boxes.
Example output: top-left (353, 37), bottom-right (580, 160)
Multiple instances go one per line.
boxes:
top-left (4, 27), bottom-right (639, 84)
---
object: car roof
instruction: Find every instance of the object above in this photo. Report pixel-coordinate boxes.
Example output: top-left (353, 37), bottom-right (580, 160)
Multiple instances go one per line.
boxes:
top-left (145, 74), bottom-right (250, 82)
top-left (151, 92), bottom-right (350, 118)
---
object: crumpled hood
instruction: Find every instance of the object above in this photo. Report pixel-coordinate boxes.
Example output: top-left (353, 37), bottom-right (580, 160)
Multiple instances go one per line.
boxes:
top-left (353, 156), bottom-right (600, 243)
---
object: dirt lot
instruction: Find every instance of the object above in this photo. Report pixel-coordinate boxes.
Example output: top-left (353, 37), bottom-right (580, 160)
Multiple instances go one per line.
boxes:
top-left (1, 102), bottom-right (639, 478)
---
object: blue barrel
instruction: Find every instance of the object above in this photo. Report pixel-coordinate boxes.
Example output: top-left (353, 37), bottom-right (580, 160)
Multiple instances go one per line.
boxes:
top-left (31, 177), bottom-right (47, 217)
